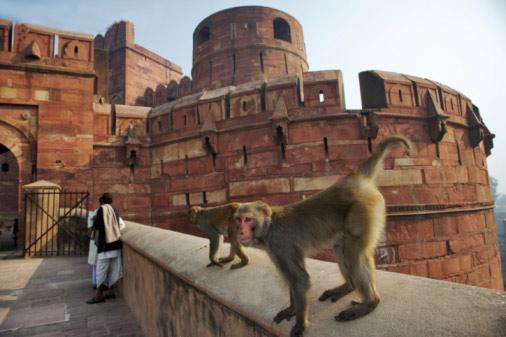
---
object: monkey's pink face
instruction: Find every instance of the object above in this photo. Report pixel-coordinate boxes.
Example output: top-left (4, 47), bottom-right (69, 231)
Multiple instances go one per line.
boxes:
top-left (235, 216), bottom-right (255, 244)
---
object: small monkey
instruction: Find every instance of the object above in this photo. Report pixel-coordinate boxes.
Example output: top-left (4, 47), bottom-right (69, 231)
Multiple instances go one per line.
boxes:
top-left (189, 203), bottom-right (249, 269)
top-left (234, 135), bottom-right (411, 337)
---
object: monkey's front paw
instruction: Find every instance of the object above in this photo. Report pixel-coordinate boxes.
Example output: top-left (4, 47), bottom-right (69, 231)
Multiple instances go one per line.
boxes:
top-left (319, 284), bottom-right (353, 302)
top-left (206, 261), bottom-right (224, 268)
top-left (230, 262), bottom-right (247, 269)
top-left (218, 257), bottom-right (234, 263)
top-left (335, 308), bottom-right (358, 321)
top-left (290, 324), bottom-right (305, 337)
top-left (273, 307), bottom-right (295, 324)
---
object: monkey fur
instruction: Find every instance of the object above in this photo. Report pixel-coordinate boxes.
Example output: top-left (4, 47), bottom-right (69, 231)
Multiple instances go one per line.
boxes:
top-left (234, 135), bottom-right (411, 337)
top-left (189, 203), bottom-right (249, 269)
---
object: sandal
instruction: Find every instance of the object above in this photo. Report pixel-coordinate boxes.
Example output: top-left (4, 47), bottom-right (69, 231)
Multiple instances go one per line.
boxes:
top-left (86, 297), bottom-right (105, 304)
top-left (104, 293), bottom-right (116, 300)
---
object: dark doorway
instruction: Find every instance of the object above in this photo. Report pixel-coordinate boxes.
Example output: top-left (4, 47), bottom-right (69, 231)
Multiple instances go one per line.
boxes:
top-left (0, 144), bottom-right (20, 251)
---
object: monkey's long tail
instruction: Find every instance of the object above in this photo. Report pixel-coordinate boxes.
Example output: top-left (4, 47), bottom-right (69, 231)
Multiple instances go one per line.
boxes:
top-left (357, 135), bottom-right (411, 180)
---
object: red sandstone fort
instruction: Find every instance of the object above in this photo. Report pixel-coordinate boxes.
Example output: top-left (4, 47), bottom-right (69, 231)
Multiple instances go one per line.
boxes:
top-left (0, 6), bottom-right (502, 289)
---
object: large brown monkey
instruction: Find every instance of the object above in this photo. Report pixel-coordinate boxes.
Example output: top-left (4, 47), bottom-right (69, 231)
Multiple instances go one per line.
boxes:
top-left (234, 135), bottom-right (411, 337)
top-left (189, 203), bottom-right (249, 269)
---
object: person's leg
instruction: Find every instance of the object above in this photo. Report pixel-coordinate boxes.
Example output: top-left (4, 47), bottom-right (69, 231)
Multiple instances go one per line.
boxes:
top-left (92, 265), bottom-right (97, 289)
top-left (87, 258), bottom-right (109, 303)
top-left (103, 255), bottom-right (122, 299)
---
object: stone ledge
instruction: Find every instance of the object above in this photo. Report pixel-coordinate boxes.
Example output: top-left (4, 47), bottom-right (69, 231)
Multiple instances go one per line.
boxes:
top-left (121, 221), bottom-right (506, 337)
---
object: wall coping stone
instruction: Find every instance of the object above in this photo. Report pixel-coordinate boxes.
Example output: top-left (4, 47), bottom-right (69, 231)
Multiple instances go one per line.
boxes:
top-left (121, 221), bottom-right (506, 337)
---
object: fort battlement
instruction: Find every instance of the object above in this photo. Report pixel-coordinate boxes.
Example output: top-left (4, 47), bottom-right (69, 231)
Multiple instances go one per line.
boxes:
top-left (0, 19), bottom-right (94, 73)
top-left (0, 6), bottom-right (502, 290)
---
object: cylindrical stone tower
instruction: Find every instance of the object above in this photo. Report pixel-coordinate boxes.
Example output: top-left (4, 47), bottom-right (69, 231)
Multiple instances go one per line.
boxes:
top-left (191, 6), bottom-right (309, 91)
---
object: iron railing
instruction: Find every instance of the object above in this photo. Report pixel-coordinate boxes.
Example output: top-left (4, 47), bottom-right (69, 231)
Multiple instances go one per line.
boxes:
top-left (24, 191), bottom-right (90, 257)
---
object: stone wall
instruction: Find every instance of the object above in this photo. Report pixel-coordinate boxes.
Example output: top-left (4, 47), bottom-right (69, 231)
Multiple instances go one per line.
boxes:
top-left (0, 22), bottom-right (96, 246)
top-left (94, 21), bottom-right (183, 106)
top-left (191, 6), bottom-right (308, 91)
top-left (143, 67), bottom-right (502, 290)
top-left (120, 222), bottom-right (506, 337)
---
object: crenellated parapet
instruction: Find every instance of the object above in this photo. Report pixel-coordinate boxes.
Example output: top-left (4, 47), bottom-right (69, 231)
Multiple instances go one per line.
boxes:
top-left (359, 70), bottom-right (494, 154)
top-left (0, 19), bottom-right (94, 73)
top-left (146, 70), bottom-right (346, 140)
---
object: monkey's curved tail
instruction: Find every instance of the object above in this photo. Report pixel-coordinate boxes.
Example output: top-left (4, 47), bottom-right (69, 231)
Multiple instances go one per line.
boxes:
top-left (357, 135), bottom-right (411, 181)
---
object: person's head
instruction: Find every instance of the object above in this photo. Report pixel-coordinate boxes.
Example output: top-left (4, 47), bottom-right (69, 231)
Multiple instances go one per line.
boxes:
top-left (101, 193), bottom-right (113, 205)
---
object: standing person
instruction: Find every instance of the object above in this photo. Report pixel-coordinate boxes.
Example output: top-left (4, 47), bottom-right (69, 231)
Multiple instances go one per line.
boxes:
top-left (87, 197), bottom-right (103, 289)
top-left (86, 193), bottom-right (123, 304)
top-left (87, 198), bottom-right (126, 289)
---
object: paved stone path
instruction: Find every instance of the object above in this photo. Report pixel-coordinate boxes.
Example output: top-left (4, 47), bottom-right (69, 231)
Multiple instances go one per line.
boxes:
top-left (0, 256), bottom-right (143, 337)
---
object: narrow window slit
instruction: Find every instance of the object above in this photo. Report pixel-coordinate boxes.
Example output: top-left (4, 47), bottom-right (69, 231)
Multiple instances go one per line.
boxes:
top-left (242, 146), bottom-right (248, 166)
top-left (323, 137), bottom-right (329, 160)
top-left (259, 51), bottom-right (264, 73)
top-left (185, 193), bottom-right (190, 206)
top-left (202, 192), bottom-right (207, 205)
top-left (232, 54), bottom-right (236, 78)
top-left (225, 94), bottom-right (231, 119)
top-left (398, 89), bottom-right (403, 103)
top-left (367, 137), bottom-right (373, 153)
top-left (185, 155), bottom-right (189, 175)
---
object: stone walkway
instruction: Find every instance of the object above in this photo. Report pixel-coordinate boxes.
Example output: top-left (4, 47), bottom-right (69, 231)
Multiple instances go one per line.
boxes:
top-left (0, 256), bottom-right (143, 337)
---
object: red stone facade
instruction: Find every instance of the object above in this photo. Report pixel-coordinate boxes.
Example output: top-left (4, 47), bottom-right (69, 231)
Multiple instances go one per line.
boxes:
top-left (0, 6), bottom-right (502, 290)
top-left (94, 21), bottom-right (183, 106)
top-left (191, 7), bottom-right (308, 91)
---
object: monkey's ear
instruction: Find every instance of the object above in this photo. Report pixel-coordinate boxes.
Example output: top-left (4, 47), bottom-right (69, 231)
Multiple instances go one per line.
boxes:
top-left (256, 201), bottom-right (272, 217)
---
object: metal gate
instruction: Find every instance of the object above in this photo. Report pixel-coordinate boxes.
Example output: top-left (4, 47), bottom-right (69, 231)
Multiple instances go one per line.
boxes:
top-left (24, 190), bottom-right (90, 257)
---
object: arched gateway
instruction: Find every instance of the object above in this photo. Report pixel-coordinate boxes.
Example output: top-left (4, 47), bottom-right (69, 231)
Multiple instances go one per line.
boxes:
top-left (0, 121), bottom-right (35, 250)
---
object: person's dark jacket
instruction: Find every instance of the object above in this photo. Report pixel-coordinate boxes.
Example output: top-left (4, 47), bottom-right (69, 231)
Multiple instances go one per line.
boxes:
top-left (94, 206), bottom-right (122, 253)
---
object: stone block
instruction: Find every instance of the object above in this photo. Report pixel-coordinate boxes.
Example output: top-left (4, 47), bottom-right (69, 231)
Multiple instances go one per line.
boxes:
top-left (293, 175), bottom-right (340, 192)
top-left (172, 194), bottom-right (187, 207)
top-left (377, 169), bottom-right (423, 186)
top-left (207, 189), bottom-right (227, 204)
top-left (33, 90), bottom-right (50, 101)
top-left (442, 255), bottom-right (461, 276)
top-left (428, 259), bottom-right (444, 279)
top-left (386, 219), bottom-right (434, 242)
top-left (457, 213), bottom-right (486, 234)
top-left (229, 178), bottom-right (290, 197)
top-left (433, 216), bottom-right (458, 237)
top-left (127, 196), bottom-right (150, 209)
top-left (0, 87), bottom-right (16, 99)
top-left (398, 241), bottom-right (446, 261)
top-left (449, 234), bottom-right (485, 253)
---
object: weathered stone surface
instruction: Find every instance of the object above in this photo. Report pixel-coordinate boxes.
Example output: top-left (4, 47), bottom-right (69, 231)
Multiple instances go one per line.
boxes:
top-left (293, 175), bottom-right (340, 192)
top-left (229, 178), bottom-right (290, 197)
top-left (121, 222), bottom-right (506, 337)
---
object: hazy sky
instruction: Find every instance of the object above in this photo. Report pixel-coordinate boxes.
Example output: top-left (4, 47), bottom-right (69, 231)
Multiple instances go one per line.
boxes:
top-left (2, 0), bottom-right (506, 191)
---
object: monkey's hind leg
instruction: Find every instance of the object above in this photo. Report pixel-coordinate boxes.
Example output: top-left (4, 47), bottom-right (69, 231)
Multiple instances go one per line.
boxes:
top-left (319, 234), bottom-right (354, 303)
top-left (218, 244), bottom-right (235, 264)
top-left (230, 241), bottom-right (249, 269)
top-left (206, 230), bottom-right (224, 268)
top-left (335, 235), bottom-right (380, 321)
